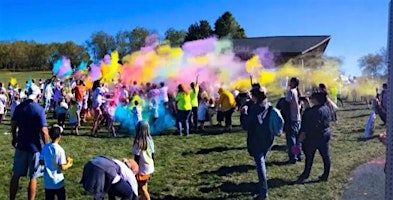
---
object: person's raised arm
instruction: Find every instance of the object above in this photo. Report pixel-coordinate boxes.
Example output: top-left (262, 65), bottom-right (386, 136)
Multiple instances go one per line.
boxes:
top-left (196, 75), bottom-right (199, 85)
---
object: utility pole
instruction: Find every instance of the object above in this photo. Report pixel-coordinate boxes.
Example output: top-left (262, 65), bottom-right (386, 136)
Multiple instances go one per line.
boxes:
top-left (386, 1), bottom-right (393, 199)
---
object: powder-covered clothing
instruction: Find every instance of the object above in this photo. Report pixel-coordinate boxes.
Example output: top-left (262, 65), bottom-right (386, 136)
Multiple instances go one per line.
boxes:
top-left (190, 86), bottom-right (199, 107)
top-left (40, 143), bottom-right (67, 189)
top-left (159, 86), bottom-right (169, 103)
top-left (176, 92), bottom-right (192, 111)
top-left (132, 137), bottom-right (155, 175)
top-left (197, 101), bottom-right (208, 121)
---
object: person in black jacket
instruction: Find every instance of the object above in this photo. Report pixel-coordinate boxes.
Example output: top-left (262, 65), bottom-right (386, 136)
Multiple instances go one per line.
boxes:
top-left (296, 91), bottom-right (332, 182)
top-left (241, 86), bottom-right (273, 200)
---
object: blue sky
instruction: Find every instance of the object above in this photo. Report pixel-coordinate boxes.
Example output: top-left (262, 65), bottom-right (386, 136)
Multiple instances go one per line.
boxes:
top-left (0, 0), bottom-right (389, 76)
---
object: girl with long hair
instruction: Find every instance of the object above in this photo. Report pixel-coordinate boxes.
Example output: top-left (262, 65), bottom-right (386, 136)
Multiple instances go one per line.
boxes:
top-left (132, 121), bottom-right (155, 200)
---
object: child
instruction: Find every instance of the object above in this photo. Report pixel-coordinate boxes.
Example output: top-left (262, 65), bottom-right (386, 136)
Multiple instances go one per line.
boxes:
top-left (207, 98), bottom-right (216, 127)
top-left (68, 99), bottom-right (79, 135)
top-left (0, 91), bottom-right (7, 123)
top-left (197, 97), bottom-right (209, 130)
top-left (107, 101), bottom-right (117, 137)
top-left (150, 98), bottom-right (159, 123)
top-left (132, 100), bottom-right (143, 127)
top-left (40, 125), bottom-right (73, 200)
top-left (56, 99), bottom-right (68, 128)
top-left (10, 95), bottom-right (20, 119)
top-left (132, 121), bottom-right (155, 200)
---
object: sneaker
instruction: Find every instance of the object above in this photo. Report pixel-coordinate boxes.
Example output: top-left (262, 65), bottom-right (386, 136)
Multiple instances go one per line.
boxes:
top-left (253, 194), bottom-right (268, 200)
top-left (318, 175), bottom-right (328, 182)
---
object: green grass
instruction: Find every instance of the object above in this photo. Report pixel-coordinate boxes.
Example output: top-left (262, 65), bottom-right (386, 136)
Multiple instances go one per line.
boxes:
top-left (0, 71), bottom-right (387, 200)
top-left (0, 70), bottom-right (53, 85)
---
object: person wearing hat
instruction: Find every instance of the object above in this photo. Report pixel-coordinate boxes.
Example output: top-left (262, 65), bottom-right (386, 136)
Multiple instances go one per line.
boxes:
top-left (10, 83), bottom-right (49, 200)
top-left (241, 86), bottom-right (274, 200)
top-left (296, 91), bottom-right (332, 183)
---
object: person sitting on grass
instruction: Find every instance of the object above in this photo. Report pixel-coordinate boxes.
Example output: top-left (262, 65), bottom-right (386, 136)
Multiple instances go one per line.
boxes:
top-left (132, 121), bottom-right (155, 200)
top-left (39, 125), bottom-right (73, 200)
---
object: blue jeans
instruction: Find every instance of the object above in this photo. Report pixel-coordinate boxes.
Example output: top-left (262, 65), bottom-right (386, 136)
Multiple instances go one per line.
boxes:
top-left (176, 110), bottom-right (191, 136)
top-left (254, 152), bottom-right (268, 198)
top-left (286, 121), bottom-right (301, 162)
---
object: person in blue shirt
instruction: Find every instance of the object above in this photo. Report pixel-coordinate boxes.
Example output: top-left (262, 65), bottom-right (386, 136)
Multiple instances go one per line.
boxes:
top-left (296, 91), bottom-right (332, 183)
top-left (9, 84), bottom-right (49, 200)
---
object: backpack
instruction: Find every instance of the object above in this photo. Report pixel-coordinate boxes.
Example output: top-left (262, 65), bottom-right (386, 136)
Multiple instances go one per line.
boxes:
top-left (268, 106), bottom-right (284, 139)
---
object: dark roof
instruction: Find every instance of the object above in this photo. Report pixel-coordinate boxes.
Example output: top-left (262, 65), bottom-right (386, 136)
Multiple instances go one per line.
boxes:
top-left (232, 35), bottom-right (331, 54)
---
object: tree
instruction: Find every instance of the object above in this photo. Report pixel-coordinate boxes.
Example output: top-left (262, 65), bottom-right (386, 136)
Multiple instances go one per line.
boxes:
top-left (128, 27), bottom-right (150, 52)
top-left (165, 28), bottom-right (186, 47)
top-left (86, 31), bottom-right (116, 61)
top-left (116, 31), bottom-right (130, 58)
top-left (184, 20), bottom-right (213, 42)
top-left (358, 53), bottom-right (385, 78)
top-left (214, 11), bottom-right (246, 39)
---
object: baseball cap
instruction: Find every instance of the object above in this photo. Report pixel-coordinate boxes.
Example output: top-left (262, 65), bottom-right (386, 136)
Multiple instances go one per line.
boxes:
top-left (28, 84), bottom-right (41, 100)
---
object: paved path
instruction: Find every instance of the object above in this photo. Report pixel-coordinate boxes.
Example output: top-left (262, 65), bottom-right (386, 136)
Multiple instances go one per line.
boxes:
top-left (341, 157), bottom-right (385, 200)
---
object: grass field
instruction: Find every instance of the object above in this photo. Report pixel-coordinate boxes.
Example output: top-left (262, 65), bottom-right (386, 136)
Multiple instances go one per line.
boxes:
top-left (0, 71), bottom-right (387, 200)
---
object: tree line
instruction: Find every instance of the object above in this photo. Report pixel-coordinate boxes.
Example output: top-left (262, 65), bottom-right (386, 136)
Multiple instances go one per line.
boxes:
top-left (0, 11), bottom-right (245, 71)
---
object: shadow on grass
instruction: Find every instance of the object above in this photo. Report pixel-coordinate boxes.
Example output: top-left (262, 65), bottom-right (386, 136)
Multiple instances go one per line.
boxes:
top-left (266, 160), bottom-right (292, 166)
top-left (271, 144), bottom-right (287, 152)
top-left (340, 107), bottom-right (367, 112)
top-left (199, 164), bottom-right (255, 176)
top-left (183, 146), bottom-right (245, 156)
top-left (357, 135), bottom-right (380, 142)
top-left (200, 178), bottom-right (293, 194)
top-left (350, 114), bottom-right (370, 119)
top-left (154, 196), bottom-right (217, 200)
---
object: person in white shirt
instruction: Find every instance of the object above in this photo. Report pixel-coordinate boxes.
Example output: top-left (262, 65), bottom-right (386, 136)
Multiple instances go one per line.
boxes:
top-left (80, 156), bottom-right (139, 200)
top-left (39, 125), bottom-right (73, 200)
top-left (132, 100), bottom-right (143, 127)
top-left (159, 82), bottom-right (169, 106)
top-left (44, 81), bottom-right (54, 113)
top-left (132, 121), bottom-right (155, 200)
top-left (0, 90), bottom-right (7, 123)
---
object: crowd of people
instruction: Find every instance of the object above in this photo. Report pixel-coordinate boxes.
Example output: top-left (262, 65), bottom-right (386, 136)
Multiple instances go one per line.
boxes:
top-left (1, 73), bottom-right (387, 200)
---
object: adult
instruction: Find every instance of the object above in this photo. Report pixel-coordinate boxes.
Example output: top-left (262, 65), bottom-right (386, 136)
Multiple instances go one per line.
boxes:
top-left (318, 83), bottom-right (339, 122)
top-left (159, 82), bottom-right (169, 107)
top-left (175, 84), bottom-right (192, 136)
top-left (73, 80), bottom-right (87, 125)
top-left (91, 80), bottom-right (105, 136)
top-left (285, 77), bottom-right (302, 164)
top-left (241, 86), bottom-right (275, 200)
top-left (9, 84), bottom-right (49, 200)
top-left (44, 79), bottom-right (54, 113)
top-left (80, 156), bottom-right (138, 200)
top-left (217, 87), bottom-right (237, 132)
top-left (296, 92), bottom-right (332, 182)
top-left (190, 76), bottom-right (199, 131)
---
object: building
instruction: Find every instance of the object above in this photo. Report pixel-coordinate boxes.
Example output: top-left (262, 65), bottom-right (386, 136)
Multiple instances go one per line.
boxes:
top-left (232, 35), bottom-right (331, 68)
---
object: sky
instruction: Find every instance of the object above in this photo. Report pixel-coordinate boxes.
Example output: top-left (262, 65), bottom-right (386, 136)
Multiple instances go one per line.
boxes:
top-left (0, 0), bottom-right (389, 76)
